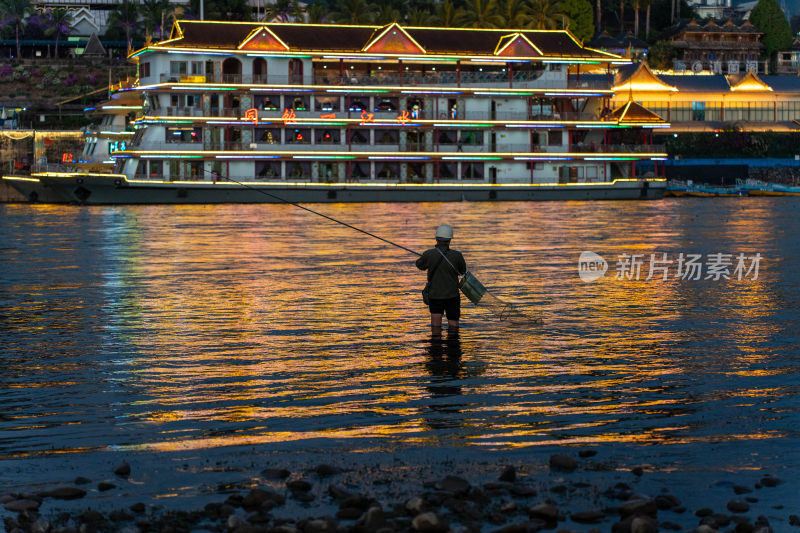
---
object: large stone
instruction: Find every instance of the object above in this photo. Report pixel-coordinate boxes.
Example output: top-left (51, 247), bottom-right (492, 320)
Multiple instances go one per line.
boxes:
top-left (311, 464), bottom-right (340, 477)
top-left (328, 485), bottom-right (352, 500)
top-left (549, 454), bottom-right (577, 472)
top-left (412, 512), bottom-right (448, 533)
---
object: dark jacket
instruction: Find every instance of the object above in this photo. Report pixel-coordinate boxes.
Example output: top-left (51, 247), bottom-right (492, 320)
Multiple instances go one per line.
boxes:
top-left (416, 245), bottom-right (466, 299)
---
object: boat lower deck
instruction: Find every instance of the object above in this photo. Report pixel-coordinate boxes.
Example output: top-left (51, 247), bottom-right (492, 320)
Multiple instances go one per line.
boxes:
top-left (4, 174), bottom-right (666, 204)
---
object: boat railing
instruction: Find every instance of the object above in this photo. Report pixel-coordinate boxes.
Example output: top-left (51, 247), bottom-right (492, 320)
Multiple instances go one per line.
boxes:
top-left (120, 142), bottom-right (666, 154)
top-left (186, 107), bottom-right (604, 123)
top-left (188, 72), bottom-right (571, 89)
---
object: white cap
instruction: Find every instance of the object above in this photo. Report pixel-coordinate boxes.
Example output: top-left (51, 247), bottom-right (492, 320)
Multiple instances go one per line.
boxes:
top-left (435, 224), bottom-right (453, 240)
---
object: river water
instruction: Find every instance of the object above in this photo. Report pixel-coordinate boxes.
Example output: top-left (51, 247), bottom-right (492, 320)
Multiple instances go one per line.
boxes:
top-left (1, 199), bottom-right (798, 525)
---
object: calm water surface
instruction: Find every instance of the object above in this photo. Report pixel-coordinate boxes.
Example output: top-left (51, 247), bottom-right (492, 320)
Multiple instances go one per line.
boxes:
top-left (1, 199), bottom-right (798, 515)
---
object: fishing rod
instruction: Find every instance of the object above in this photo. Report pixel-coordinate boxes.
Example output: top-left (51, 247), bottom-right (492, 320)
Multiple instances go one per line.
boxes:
top-left (203, 172), bottom-right (542, 324)
top-left (213, 174), bottom-right (422, 257)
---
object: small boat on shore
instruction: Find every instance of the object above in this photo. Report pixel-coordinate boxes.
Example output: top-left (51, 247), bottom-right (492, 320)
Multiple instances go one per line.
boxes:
top-left (665, 181), bottom-right (748, 197)
top-left (740, 179), bottom-right (800, 196)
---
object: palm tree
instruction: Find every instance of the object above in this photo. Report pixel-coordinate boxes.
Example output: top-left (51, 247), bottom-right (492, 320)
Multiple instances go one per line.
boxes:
top-left (43, 7), bottom-right (72, 58)
top-left (304, 2), bottom-right (329, 23)
top-left (528, 0), bottom-right (561, 30)
top-left (498, 0), bottom-right (532, 28)
top-left (374, 2), bottom-right (400, 23)
top-left (331, 0), bottom-right (374, 23)
top-left (433, 0), bottom-right (463, 27)
top-left (106, 0), bottom-right (140, 50)
top-left (618, 0), bottom-right (625, 32)
top-left (596, 0), bottom-right (600, 31)
top-left (643, 0), bottom-right (651, 38)
top-left (456, 0), bottom-right (503, 28)
top-left (0, 0), bottom-right (32, 59)
top-left (264, 0), bottom-right (304, 22)
top-left (141, 0), bottom-right (170, 40)
top-left (632, 0), bottom-right (639, 36)
top-left (406, 7), bottom-right (431, 25)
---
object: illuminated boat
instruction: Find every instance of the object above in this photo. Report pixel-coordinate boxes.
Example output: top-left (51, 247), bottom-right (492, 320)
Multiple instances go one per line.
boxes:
top-left (3, 21), bottom-right (669, 203)
top-left (741, 180), bottom-right (800, 196)
top-left (666, 181), bottom-right (748, 197)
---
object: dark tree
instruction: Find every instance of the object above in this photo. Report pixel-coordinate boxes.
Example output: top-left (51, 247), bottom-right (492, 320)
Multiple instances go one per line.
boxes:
top-left (749, 0), bottom-right (792, 63)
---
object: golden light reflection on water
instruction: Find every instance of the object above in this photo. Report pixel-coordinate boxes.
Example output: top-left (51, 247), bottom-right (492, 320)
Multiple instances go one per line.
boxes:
top-left (0, 199), bottom-right (798, 460)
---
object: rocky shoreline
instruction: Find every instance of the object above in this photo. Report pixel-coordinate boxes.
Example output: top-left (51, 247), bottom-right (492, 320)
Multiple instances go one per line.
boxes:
top-left (2, 452), bottom-right (797, 533)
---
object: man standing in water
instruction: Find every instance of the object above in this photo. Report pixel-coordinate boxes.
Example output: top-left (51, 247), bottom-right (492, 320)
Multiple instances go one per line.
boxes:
top-left (416, 224), bottom-right (467, 335)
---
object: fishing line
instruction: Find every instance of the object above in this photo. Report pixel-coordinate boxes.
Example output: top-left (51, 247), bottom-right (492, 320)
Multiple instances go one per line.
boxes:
top-left (212, 174), bottom-right (542, 325)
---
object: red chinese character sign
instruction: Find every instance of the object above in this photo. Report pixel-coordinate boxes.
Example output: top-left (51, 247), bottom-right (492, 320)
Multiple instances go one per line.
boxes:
top-left (244, 108), bottom-right (259, 124)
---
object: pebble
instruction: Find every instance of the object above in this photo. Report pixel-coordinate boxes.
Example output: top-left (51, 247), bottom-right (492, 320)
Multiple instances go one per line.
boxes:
top-left (406, 496), bottom-right (426, 515)
top-left (578, 449), bottom-right (597, 458)
top-left (129, 502), bottom-right (146, 513)
top-left (619, 499), bottom-right (657, 518)
top-left (631, 467), bottom-right (644, 477)
top-left (790, 515), bottom-right (800, 526)
top-left (3, 499), bottom-right (41, 512)
top-left (287, 479), bottom-right (313, 492)
top-left (74, 477), bottom-right (91, 485)
top-left (41, 487), bottom-right (87, 500)
top-left (114, 462), bottom-right (131, 477)
top-left (242, 487), bottom-right (285, 510)
top-left (262, 468), bottom-right (291, 479)
top-left (361, 506), bottom-right (385, 529)
top-left (328, 485), bottom-right (352, 500)
top-left (571, 510), bottom-right (605, 523)
top-left (727, 499), bottom-right (750, 513)
top-left (759, 475), bottom-right (782, 487)
top-left (436, 475), bottom-right (471, 495)
top-left (733, 485), bottom-right (752, 495)
top-left (312, 464), bottom-right (340, 477)
top-left (98, 482), bottom-right (116, 491)
top-left (529, 503), bottom-right (559, 522)
top-left (411, 511), bottom-right (448, 533)
top-left (30, 517), bottom-right (51, 533)
top-left (549, 454), bottom-right (577, 472)
top-left (498, 465), bottom-right (516, 482)
top-left (630, 516), bottom-right (658, 533)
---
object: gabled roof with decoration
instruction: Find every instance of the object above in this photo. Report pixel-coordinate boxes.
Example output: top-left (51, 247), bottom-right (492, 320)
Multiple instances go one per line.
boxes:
top-left (139, 20), bottom-right (623, 62)
top-left (610, 100), bottom-right (667, 125)
top-left (727, 70), bottom-right (772, 91)
top-left (612, 62), bottom-right (678, 92)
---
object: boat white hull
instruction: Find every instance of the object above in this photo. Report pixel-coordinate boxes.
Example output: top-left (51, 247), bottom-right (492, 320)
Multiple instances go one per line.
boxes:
top-left (4, 174), bottom-right (666, 204)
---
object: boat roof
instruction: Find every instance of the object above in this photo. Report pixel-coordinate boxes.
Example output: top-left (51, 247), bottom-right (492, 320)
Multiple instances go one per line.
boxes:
top-left (146, 20), bottom-right (622, 62)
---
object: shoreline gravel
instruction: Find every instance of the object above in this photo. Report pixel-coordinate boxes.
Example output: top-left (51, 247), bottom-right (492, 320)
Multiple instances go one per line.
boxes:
top-left (3, 449), bottom-right (798, 533)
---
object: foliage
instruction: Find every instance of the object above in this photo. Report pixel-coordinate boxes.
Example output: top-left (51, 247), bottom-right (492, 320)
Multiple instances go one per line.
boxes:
top-left (141, 0), bottom-right (171, 39)
top-left (187, 0), bottom-right (252, 20)
top-left (528, 0), bottom-right (562, 29)
top-left (456, 0), bottom-right (504, 28)
top-left (647, 40), bottom-right (675, 69)
top-left (104, 0), bottom-right (141, 47)
top-left (0, 0), bottom-right (33, 58)
top-left (666, 132), bottom-right (800, 158)
top-left (264, 0), bottom-right (304, 22)
top-left (749, 0), bottom-right (792, 60)
top-left (559, 0), bottom-right (594, 41)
